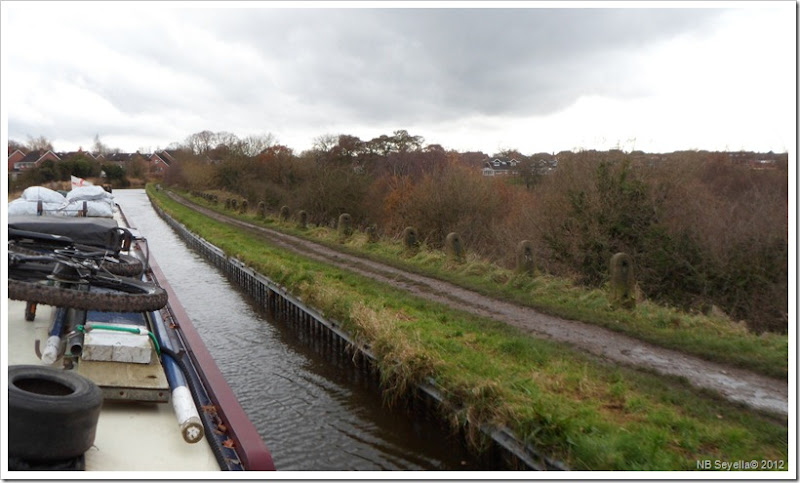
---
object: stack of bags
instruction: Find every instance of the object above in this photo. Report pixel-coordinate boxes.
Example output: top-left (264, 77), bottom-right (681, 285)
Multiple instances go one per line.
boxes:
top-left (8, 185), bottom-right (115, 217)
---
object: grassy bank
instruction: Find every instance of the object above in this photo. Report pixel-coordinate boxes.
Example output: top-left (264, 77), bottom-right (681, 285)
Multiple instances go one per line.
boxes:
top-left (148, 185), bottom-right (787, 471)
top-left (175, 188), bottom-right (787, 380)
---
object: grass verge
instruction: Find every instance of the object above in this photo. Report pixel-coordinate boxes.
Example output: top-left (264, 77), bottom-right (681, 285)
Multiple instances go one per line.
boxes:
top-left (148, 185), bottom-right (788, 471)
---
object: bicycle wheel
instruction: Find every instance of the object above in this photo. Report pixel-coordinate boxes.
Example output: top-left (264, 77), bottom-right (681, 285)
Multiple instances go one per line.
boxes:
top-left (9, 272), bottom-right (168, 313)
top-left (100, 253), bottom-right (144, 277)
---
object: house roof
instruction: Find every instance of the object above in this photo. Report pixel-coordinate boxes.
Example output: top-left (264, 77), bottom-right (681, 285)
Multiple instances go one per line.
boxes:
top-left (8, 150), bottom-right (60, 171)
top-left (20, 150), bottom-right (59, 164)
top-left (484, 158), bottom-right (519, 170)
top-left (19, 151), bottom-right (43, 164)
top-left (57, 151), bottom-right (97, 160)
top-left (151, 150), bottom-right (179, 165)
top-left (150, 152), bottom-right (171, 166)
top-left (161, 150), bottom-right (178, 164)
top-left (104, 152), bottom-right (141, 162)
top-left (8, 149), bottom-right (25, 160)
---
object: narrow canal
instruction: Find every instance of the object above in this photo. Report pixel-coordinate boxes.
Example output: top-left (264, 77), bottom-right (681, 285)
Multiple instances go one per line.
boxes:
top-left (113, 189), bottom-right (479, 471)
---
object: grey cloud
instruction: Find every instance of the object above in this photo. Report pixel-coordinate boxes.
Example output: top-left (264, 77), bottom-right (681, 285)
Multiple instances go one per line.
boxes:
top-left (6, 5), bottom-right (730, 151)
top-left (9, 110), bottom-right (176, 147)
top-left (189, 8), bottom-right (721, 124)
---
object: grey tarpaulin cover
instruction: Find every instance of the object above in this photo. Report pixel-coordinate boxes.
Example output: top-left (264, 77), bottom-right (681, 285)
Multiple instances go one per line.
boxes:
top-left (8, 215), bottom-right (126, 252)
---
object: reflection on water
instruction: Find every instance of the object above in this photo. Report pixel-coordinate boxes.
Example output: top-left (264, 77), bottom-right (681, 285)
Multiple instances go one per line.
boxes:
top-left (113, 189), bottom-right (477, 471)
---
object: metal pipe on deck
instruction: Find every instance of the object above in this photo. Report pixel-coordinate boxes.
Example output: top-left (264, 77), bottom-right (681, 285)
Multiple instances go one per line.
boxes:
top-left (64, 308), bottom-right (88, 362)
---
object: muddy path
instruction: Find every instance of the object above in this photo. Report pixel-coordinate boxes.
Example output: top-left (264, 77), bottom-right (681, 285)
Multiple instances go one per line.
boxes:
top-left (165, 192), bottom-right (788, 417)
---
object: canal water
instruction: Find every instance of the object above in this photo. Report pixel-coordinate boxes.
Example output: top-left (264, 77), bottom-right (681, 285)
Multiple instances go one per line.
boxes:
top-left (113, 189), bottom-right (479, 471)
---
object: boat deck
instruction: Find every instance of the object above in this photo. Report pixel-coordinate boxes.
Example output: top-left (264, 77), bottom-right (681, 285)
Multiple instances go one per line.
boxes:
top-left (7, 193), bottom-right (274, 473)
top-left (8, 299), bottom-right (221, 472)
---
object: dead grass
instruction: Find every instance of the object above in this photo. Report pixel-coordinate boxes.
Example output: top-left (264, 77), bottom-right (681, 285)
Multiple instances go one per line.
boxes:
top-left (350, 301), bottom-right (442, 403)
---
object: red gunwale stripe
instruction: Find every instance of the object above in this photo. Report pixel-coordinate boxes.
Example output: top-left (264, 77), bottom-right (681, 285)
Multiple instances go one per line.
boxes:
top-left (141, 240), bottom-right (276, 471)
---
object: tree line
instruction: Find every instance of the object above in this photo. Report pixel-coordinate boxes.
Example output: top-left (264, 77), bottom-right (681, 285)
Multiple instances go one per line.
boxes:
top-left (9, 130), bottom-right (789, 333)
top-left (160, 129), bottom-right (788, 334)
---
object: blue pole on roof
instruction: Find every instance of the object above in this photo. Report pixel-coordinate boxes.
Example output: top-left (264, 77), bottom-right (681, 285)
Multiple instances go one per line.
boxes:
top-left (148, 308), bottom-right (205, 444)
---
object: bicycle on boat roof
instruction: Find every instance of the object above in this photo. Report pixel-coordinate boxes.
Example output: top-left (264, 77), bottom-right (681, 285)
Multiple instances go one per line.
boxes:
top-left (8, 218), bottom-right (168, 316)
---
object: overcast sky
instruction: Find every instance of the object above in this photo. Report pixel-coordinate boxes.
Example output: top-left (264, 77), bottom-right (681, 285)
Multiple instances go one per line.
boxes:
top-left (2, 2), bottom-right (796, 155)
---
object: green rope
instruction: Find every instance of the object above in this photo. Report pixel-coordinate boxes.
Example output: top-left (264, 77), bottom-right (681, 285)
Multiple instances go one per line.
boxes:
top-left (77, 324), bottom-right (161, 355)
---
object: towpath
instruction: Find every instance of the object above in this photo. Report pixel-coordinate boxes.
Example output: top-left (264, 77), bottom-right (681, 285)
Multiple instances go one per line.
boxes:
top-left (166, 192), bottom-right (788, 417)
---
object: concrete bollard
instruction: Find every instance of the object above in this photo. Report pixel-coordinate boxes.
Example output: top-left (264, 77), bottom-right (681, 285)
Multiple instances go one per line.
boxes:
top-left (516, 240), bottom-right (535, 276)
top-left (609, 252), bottom-right (636, 309)
top-left (297, 210), bottom-right (308, 229)
top-left (366, 224), bottom-right (379, 243)
top-left (445, 232), bottom-right (465, 262)
top-left (403, 226), bottom-right (419, 253)
top-left (338, 213), bottom-right (353, 238)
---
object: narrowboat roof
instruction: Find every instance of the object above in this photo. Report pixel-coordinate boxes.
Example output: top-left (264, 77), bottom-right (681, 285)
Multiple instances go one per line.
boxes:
top-left (5, 188), bottom-right (274, 473)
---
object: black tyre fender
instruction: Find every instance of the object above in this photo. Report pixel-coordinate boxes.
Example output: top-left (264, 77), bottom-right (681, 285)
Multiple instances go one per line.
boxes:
top-left (8, 365), bottom-right (103, 462)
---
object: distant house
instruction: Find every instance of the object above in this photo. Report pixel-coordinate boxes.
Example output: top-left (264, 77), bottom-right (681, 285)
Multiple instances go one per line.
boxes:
top-left (751, 159), bottom-right (778, 170)
top-left (482, 157), bottom-right (519, 176)
top-left (148, 150), bottom-right (177, 174)
top-left (532, 157), bottom-right (558, 174)
top-left (102, 152), bottom-right (146, 166)
top-left (57, 150), bottom-right (97, 162)
top-left (8, 150), bottom-right (61, 180)
top-left (7, 149), bottom-right (26, 173)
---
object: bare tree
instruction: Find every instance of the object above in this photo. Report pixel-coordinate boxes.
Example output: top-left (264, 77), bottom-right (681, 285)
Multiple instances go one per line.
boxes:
top-left (214, 131), bottom-right (240, 150)
top-left (26, 135), bottom-right (54, 152)
top-left (309, 134), bottom-right (339, 165)
top-left (92, 134), bottom-right (120, 155)
top-left (312, 134), bottom-right (338, 153)
top-left (238, 133), bottom-right (276, 157)
top-left (184, 130), bottom-right (216, 155)
top-left (182, 130), bottom-right (275, 158)
top-left (8, 139), bottom-right (25, 152)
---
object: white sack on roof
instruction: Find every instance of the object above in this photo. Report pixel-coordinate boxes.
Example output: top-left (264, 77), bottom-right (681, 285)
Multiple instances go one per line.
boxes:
top-left (8, 199), bottom-right (68, 216)
top-left (20, 186), bottom-right (67, 204)
top-left (66, 185), bottom-right (113, 202)
top-left (62, 200), bottom-right (114, 218)
top-left (64, 185), bottom-right (115, 217)
top-left (10, 185), bottom-right (115, 217)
